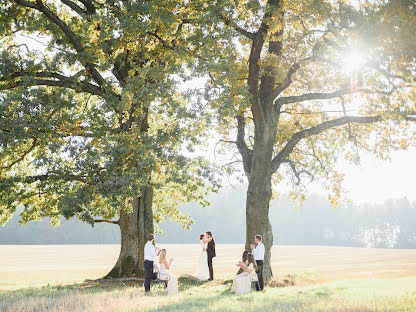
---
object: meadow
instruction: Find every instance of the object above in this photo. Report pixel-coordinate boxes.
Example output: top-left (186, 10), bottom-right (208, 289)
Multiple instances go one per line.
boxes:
top-left (1, 244), bottom-right (416, 311)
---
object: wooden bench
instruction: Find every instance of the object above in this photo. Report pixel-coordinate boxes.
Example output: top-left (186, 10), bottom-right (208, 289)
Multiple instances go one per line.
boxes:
top-left (250, 272), bottom-right (259, 289)
top-left (152, 263), bottom-right (170, 288)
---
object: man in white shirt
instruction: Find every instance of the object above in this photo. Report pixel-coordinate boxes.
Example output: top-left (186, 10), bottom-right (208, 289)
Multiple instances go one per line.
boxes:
top-left (250, 234), bottom-right (265, 291)
top-left (144, 233), bottom-right (160, 292)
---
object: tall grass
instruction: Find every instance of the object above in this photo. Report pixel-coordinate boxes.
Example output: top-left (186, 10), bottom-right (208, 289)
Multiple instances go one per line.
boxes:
top-left (1, 245), bottom-right (415, 311)
top-left (1, 276), bottom-right (415, 312)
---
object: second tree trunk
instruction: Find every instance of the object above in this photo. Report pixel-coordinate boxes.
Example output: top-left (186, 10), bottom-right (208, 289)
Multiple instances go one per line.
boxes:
top-left (106, 186), bottom-right (154, 278)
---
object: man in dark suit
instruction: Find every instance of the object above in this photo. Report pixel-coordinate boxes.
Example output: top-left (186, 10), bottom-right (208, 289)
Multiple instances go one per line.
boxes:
top-left (206, 231), bottom-right (216, 281)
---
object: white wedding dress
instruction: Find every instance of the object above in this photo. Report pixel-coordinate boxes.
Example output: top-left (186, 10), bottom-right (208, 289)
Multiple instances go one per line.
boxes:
top-left (193, 240), bottom-right (209, 281)
top-left (160, 262), bottom-right (178, 295)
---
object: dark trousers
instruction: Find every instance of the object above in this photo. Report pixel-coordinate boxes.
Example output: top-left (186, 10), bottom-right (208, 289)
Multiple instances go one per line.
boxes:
top-left (144, 260), bottom-right (153, 292)
top-left (208, 256), bottom-right (214, 280)
top-left (255, 260), bottom-right (264, 291)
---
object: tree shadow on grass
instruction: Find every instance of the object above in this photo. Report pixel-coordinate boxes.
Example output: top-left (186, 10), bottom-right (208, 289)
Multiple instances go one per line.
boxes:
top-left (178, 275), bottom-right (233, 292)
top-left (0, 283), bottom-right (126, 301)
top-left (0, 275), bottom-right (224, 303)
top-left (144, 289), bottom-right (307, 312)
top-left (145, 283), bottom-right (348, 312)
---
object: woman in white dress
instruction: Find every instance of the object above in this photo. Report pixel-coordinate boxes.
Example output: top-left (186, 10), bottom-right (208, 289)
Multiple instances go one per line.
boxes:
top-left (231, 253), bottom-right (257, 294)
top-left (193, 233), bottom-right (210, 281)
top-left (158, 249), bottom-right (178, 295)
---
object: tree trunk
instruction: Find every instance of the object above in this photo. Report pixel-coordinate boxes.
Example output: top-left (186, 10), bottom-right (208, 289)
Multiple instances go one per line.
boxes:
top-left (137, 186), bottom-right (154, 277)
top-left (245, 125), bottom-right (276, 282)
top-left (106, 186), bottom-right (154, 278)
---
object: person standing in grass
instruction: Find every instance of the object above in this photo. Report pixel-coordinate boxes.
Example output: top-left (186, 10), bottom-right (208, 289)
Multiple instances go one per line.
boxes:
top-left (144, 234), bottom-right (159, 293)
top-left (193, 233), bottom-right (210, 281)
top-left (251, 235), bottom-right (265, 291)
top-left (206, 231), bottom-right (216, 281)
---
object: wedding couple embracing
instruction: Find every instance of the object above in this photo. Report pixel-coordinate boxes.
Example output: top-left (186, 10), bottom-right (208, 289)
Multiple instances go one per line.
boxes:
top-left (193, 231), bottom-right (216, 281)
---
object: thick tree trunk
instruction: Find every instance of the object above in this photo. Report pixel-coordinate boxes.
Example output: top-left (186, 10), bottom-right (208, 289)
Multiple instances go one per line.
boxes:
top-left (137, 186), bottom-right (154, 277)
top-left (245, 179), bottom-right (274, 281)
top-left (106, 186), bottom-right (154, 278)
top-left (245, 125), bottom-right (276, 282)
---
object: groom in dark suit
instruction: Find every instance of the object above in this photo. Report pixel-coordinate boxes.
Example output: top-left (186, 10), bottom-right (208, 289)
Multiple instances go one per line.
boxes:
top-left (206, 231), bottom-right (216, 281)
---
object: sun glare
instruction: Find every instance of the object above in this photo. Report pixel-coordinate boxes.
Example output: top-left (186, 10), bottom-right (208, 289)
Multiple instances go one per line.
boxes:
top-left (343, 51), bottom-right (364, 73)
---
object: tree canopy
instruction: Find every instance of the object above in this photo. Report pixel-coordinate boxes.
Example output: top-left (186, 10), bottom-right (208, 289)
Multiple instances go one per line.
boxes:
top-left (194, 0), bottom-right (416, 279)
top-left (0, 0), bottom-right (214, 228)
top-left (1, 0), bottom-right (416, 280)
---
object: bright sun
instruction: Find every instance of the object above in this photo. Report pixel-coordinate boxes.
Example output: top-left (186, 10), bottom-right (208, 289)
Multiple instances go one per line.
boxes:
top-left (343, 51), bottom-right (364, 73)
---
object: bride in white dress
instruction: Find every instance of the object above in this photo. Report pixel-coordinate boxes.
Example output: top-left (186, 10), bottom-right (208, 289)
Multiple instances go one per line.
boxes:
top-left (193, 233), bottom-right (210, 281)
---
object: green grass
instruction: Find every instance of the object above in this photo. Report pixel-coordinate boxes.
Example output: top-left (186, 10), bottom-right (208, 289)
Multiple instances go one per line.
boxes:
top-left (2, 245), bottom-right (416, 311)
top-left (1, 275), bottom-right (415, 312)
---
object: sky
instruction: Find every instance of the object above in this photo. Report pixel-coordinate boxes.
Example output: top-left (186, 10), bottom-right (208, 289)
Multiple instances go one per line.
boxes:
top-left (212, 145), bottom-right (416, 205)
top-left (331, 149), bottom-right (416, 203)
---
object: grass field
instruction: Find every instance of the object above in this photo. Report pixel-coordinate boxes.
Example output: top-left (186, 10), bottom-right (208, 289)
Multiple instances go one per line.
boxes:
top-left (1, 244), bottom-right (416, 311)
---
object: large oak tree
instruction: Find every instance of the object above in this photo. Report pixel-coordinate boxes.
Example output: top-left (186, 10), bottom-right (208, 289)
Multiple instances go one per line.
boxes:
top-left (0, 0), bottom-right (213, 278)
top-left (200, 0), bottom-right (416, 279)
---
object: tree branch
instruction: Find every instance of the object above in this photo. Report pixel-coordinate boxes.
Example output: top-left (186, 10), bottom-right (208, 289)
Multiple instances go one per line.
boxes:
top-left (219, 139), bottom-right (237, 144)
top-left (0, 138), bottom-right (37, 170)
top-left (95, 219), bottom-right (119, 225)
top-left (246, 0), bottom-right (282, 123)
top-left (280, 109), bottom-right (353, 115)
top-left (271, 56), bottom-right (318, 113)
top-left (61, 0), bottom-right (86, 15)
top-left (236, 115), bottom-right (253, 177)
top-left (274, 88), bottom-right (351, 107)
top-left (78, 0), bottom-right (96, 14)
top-left (259, 0), bottom-right (284, 111)
top-left (271, 115), bottom-right (382, 173)
top-left (14, 0), bottom-right (106, 87)
top-left (219, 14), bottom-right (255, 39)
top-left (0, 71), bottom-right (104, 96)
top-left (24, 173), bottom-right (88, 183)
top-left (148, 32), bottom-right (176, 50)
top-left (282, 159), bottom-right (314, 185)
top-left (275, 87), bottom-right (395, 107)
top-left (14, 0), bottom-right (37, 8)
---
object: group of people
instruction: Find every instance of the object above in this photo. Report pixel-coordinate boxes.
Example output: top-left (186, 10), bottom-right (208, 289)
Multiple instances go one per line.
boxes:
top-left (231, 235), bottom-right (265, 294)
top-left (143, 233), bottom-right (179, 295)
top-left (143, 232), bottom-right (265, 295)
top-left (193, 231), bottom-right (216, 281)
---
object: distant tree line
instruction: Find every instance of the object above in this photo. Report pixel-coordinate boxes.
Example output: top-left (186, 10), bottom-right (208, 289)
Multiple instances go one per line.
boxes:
top-left (1, 188), bottom-right (415, 249)
top-left (271, 195), bottom-right (416, 249)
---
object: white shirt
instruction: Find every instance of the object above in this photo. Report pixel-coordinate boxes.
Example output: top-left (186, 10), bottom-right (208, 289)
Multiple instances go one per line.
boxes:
top-left (144, 241), bottom-right (158, 261)
top-left (253, 242), bottom-right (265, 261)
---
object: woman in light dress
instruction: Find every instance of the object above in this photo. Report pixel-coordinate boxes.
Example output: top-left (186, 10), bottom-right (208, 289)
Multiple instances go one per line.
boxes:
top-left (193, 233), bottom-right (211, 281)
top-left (236, 250), bottom-right (249, 275)
top-left (158, 249), bottom-right (178, 295)
top-left (231, 253), bottom-right (257, 294)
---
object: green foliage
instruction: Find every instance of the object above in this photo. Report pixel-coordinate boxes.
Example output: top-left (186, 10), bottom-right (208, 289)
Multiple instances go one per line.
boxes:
top-left (199, 0), bottom-right (416, 206)
top-left (0, 0), bottom-right (217, 227)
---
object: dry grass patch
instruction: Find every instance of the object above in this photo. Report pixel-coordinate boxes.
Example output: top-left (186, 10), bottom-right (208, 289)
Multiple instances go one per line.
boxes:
top-left (267, 274), bottom-right (296, 287)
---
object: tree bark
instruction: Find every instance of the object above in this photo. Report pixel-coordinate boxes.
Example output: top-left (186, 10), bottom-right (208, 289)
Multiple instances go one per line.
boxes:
top-left (106, 186), bottom-right (154, 278)
top-left (244, 124), bottom-right (277, 282)
top-left (137, 185), bottom-right (154, 277)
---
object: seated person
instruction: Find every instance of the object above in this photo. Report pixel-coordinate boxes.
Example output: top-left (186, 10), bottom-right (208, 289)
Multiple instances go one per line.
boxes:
top-left (158, 249), bottom-right (178, 295)
top-left (236, 250), bottom-right (249, 274)
top-left (231, 253), bottom-right (257, 295)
